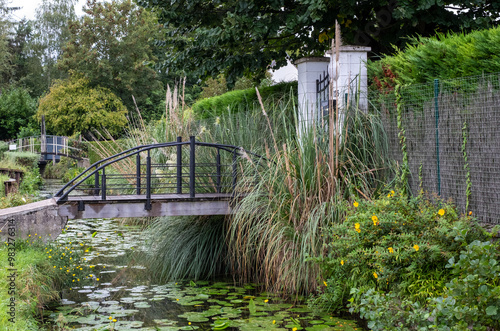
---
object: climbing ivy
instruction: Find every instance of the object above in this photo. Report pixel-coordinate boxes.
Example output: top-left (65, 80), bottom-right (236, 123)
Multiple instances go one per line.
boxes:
top-left (395, 84), bottom-right (409, 195)
top-left (462, 120), bottom-right (472, 212)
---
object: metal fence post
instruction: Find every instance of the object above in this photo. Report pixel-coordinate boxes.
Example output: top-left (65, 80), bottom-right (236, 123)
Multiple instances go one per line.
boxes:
top-left (177, 136), bottom-right (182, 194)
top-left (189, 136), bottom-right (195, 198)
top-left (434, 79), bottom-right (441, 196)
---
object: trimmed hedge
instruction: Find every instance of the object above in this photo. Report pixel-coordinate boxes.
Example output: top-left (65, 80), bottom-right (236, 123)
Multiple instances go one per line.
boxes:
top-left (368, 26), bottom-right (500, 90)
top-left (192, 81), bottom-right (297, 119)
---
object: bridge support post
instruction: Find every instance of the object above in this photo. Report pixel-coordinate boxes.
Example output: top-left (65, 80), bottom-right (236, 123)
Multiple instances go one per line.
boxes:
top-left (94, 165), bottom-right (100, 196)
top-left (216, 149), bottom-right (221, 193)
top-left (145, 150), bottom-right (152, 210)
top-left (101, 168), bottom-right (106, 200)
top-left (190, 136), bottom-right (195, 198)
top-left (136, 153), bottom-right (141, 194)
top-left (232, 150), bottom-right (237, 196)
top-left (177, 136), bottom-right (182, 194)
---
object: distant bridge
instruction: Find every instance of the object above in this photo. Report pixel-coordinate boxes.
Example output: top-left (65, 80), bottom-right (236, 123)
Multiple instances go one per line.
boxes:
top-left (0, 137), bottom-right (265, 238)
top-left (7, 135), bottom-right (86, 162)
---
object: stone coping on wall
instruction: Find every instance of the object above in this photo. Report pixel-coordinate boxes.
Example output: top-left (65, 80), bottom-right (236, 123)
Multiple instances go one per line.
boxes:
top-left (294, 56), bottom-right (330, 65)
top-left (327, 46), bottom-right (371, 54)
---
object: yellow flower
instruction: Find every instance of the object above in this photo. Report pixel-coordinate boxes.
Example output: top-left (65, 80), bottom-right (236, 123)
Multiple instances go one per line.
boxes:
top-left (341, 260), bottom-right (344, 265)
top-left (109, 316), bottom-right (113, 320)
top-left (264, 299), bottom-right (269, 303)
top-left (188, 322), bottom-right (191, 325)
top-left (353, 201), bottom-right (359, 208)
top-left (323, 281), bottom-right (328, 287)
top-left (112, 319), bottom-right (117, 322)
top-left (355, 228), bottom-right (361, 233)
top-left (438, 209), bottom-right (445, 216)
top-left (391, 190), bottom-right (395, 195)
top-left (413, 244), bottom-right (419, 252)
top-left (373, 272), bottom-right (378, 279)
top-left (96, 278), bottom-right (99, 281)
top-left (293, 328), bottom-right (298, 331)
top-left (388, 247), bottom-right (394, 253)
top-left (273, 320), bottom-right (276, 324)
top-left (372, 215), bottom-right (379, 226)
top-left (355, 223), bottom-right (360, 229)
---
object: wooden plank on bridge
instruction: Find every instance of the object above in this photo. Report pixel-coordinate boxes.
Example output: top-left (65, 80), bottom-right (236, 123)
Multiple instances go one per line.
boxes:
top-left (56, 193), bottom-right (241, 219)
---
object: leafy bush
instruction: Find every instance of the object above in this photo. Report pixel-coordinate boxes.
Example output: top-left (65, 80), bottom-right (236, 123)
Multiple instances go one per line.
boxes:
top-left (348, 239), bottom-right (500, 330)
top-left (314, 191), bottom-right (489, 312)
top-left (19, 167), bottom-right (43, 195)
top-left (0, 141), bottom-right (8, 159)
top-left (0, 192), bottom-right (37, 208)
top-left (3, 151), bottom-right (39, 169)
top-left (0, 87), bottom-right (38, 140)
top-left (368, 26), bottom-right (500, 90)
top-left (192, 81), bottom-right (297, 119)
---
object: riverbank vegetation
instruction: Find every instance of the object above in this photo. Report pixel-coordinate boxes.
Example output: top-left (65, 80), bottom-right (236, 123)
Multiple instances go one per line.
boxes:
top-left (0, 237), bottom-right (89, 329)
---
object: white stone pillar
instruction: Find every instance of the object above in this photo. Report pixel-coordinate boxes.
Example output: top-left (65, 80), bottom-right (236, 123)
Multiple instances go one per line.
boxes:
top-left (295, 57), bottom-right (330, 135)
top-left (329, 46), bottom-right (370, 111)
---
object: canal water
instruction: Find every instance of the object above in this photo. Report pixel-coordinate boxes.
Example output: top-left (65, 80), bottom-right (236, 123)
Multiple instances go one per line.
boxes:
top-left (45, 217), bottom-right (361, 330)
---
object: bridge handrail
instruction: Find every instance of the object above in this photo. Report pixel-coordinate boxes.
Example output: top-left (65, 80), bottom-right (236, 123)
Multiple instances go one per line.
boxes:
top-left (55, 137), bottom-right (267, 203)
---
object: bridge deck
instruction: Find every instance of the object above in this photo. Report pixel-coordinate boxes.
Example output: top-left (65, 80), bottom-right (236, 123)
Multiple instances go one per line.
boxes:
top-left (56, 193), bottom-right (242, 219)
top-left (61, 193), bottom-right (235, 202)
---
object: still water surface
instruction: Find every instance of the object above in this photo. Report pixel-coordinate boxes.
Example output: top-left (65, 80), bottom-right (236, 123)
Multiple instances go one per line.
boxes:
top-left (46, 218), bottom-right (361, 330)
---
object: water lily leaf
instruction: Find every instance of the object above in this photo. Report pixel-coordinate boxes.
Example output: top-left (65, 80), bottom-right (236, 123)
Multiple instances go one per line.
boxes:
top-left (249, 298), bottom-right (257, 315)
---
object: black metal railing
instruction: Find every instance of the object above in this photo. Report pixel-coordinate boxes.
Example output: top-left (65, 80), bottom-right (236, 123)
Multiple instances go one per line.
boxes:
top-left (316, 71), bottom-right (330, 121)
top-left (54, 137), bottom-right (266, 210)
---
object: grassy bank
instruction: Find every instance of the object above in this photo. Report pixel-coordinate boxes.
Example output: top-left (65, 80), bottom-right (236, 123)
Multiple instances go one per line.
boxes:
top-left (0, 238), bottom-right (88, 330)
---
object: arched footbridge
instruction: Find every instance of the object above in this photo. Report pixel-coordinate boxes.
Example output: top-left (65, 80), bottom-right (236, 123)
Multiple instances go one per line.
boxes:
top-left (0, 137), bottom-right (265, 239)
top-left (54, 136), bottom-right (265, 219)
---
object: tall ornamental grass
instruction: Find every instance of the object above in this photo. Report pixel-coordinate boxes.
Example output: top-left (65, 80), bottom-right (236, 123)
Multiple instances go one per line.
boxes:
top-left (227, 96), bottom-right (388, 295)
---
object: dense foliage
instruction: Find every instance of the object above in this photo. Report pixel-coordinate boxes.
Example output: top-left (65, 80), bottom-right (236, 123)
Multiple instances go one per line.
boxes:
top-left (59, 0), bottom-right (164, 120)
top-left (36, 75), bottom-right (127, 137)
top-left (314, 191), bottom-right (499, 329)
top-left (138, 0), bottom-right (500, 83)
top-left (192, 81), bottom-right (297, 119)
top-left (0, 87), bottom-right (38, 140)
top-left (368, 26), bottom-right (500, 89)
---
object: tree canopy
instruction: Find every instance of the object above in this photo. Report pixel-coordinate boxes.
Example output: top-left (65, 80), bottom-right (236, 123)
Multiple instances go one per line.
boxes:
top-left (59, 0), bottom-right (164, 119)
top-left (138, 0), bottom-right (500, 83)
top-left (37, 74), bottom-right (128, 137)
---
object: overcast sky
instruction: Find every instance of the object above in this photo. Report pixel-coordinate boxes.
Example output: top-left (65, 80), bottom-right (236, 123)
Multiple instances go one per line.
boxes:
top-left (7, 0), bottom-right (297, 82)
top-left (9, 0), bottom-right (87, 21)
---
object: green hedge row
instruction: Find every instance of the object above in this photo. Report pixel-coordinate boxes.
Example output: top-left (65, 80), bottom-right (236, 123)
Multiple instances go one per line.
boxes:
top-left (191, 81), bottom-right (297, 119)
top-left (368, 26), bottom-right (500, 90)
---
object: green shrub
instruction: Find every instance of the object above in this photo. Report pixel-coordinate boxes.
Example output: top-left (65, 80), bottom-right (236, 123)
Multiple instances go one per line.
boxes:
top-left (348, 239), bottom-right (500, 330)
top-left (192, 81), bottom-right (297, 119)
top-left (368, 25), bottom-right (500, 89)
top-left (19, 167), bottom-right (43, 195)
top-left (314, 191), bottom-right (489, 312)
top-left (62, 166), bottom-right (87, 184)
top-left (0, 192), bottom-right (37, 208)
top-left (3, 151), bottom-right (39, 169)
top-left (0, 174), bottom-right (9, 198)
top-left (0, 141), bottom-right (8, 159)
top-left (43, 157), bottom-right (78, 179)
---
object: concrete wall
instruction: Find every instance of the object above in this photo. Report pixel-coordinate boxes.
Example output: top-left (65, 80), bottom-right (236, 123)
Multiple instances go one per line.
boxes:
top-left (296, 46), bottom-right (370, 132)
top-left (0, 199), bottom-right (68, 241)
top-left (295, 57), bottom-right (330, 135)
top-left (329, 46), bottom-right (370, 111)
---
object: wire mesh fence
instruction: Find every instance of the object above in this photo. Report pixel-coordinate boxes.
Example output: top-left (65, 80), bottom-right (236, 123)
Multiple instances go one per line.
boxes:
top-left (371, 72), bottom-right (500, 224)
